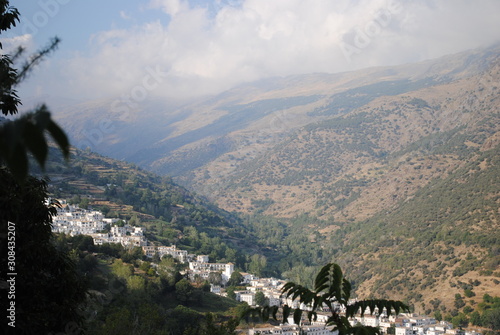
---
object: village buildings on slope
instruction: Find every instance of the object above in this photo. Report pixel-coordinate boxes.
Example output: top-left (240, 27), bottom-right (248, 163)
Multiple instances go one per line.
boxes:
top-left (51, 201), bottom-right (480, 335)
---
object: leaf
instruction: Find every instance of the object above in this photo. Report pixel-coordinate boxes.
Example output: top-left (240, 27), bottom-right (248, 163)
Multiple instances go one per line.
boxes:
top-left (346, 300), bottom-right (410, 318)
top-left (261, 306), bottom-right (270, 322)
top-left (282, 305), bottom-right (291, 324)
top-left (307, 310), bottom-right (317, 323)
top-left (23, 121), bottom-right (48, 167)
top-left (271, 305), bottom-right (279, 320)
top-left (313, 263), bottom-right (344, 302)
top-left (45, 115), bottom-right (70, 159)
top-left (293, 308), bottom-right (303, 326)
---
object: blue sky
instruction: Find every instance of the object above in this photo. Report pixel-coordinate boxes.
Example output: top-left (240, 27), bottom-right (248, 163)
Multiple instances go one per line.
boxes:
top-left (3, 0), bottom-right (500, 106)
top-left (7, 1), bottom-right (171, 58)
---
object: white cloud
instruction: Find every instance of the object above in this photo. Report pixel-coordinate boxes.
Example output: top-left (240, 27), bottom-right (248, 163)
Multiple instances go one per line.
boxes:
top-left (119, 11), bottom-right (132, 20)
top-left (0, 34), bottom-right (35, 54)
top-left (148, 0), bottom-right (188, 17)
top-left (51, 0), bottom-right (500, 101)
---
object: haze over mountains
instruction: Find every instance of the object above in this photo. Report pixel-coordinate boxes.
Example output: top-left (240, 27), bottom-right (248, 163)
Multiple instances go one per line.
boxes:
top-left (46, 44), bottom-right (500, 313)
top-left (53, 44), bottom-right (500, 216)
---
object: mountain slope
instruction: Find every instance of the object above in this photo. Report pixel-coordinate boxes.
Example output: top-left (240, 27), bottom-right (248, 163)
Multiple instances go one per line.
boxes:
top-left (53, 45), bottom-right (498, 186)
top-left (48, 44), bottom-right (500, 315)
top-left (209, 47), bottom-right (499, 220)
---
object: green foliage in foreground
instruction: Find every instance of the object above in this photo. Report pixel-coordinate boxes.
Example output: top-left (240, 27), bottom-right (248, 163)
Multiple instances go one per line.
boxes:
top-left (247, 263), bottom-right (409, 335)
top-left (0, 168), bottom-right (87, 334)
top-left (0, 1), bottom-right (69, 181)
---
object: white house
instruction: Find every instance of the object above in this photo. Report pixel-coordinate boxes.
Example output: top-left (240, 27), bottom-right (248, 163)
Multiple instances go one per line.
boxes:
top-left (396, 327), bottom-right (417, 335)
top-left (239, 292), bottom-right (255, 306)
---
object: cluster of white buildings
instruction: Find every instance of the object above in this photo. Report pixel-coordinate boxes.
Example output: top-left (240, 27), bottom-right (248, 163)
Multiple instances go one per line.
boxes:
top-left (51, 201), bottom-right (479, 335)
top-left (188, 255), bottom-right (235, 283)
top-left (246, 313), bottom-right (481, 335)
top-left (231, 277), bottom-right (286, 307)
top-left (142, 245), bottom-right (188, 262)
top-left (51, 201), bottom-right (240, 284)
top-left (248, 323), bottom-right (336, 335)
top-left (389, 316), bottom-right (480, 335)
top-left (367, 314), bottom-right (480, 335)
top-left (51, 200), bottom-right (147, 247)
top-left (229, 277), bottom-right (479, 335)
top-left (142, 246), bottom-right (238, 284)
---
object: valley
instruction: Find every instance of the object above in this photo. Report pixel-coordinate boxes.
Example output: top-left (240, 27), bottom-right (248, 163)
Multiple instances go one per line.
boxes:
top-left (42, 44), bottom-right (500, 323)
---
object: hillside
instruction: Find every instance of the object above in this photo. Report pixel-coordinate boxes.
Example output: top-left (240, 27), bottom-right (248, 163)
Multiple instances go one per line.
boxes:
top-left (36, 148), bottom-right (262, 267)
top-left (200, 48), bottom-right (499, 218)
top-left (47, 44), bottom-right (500, 317)
top-left (52, 44), bottom-right (498, 186)
top-left (204, 45), bottom-right (500, 314)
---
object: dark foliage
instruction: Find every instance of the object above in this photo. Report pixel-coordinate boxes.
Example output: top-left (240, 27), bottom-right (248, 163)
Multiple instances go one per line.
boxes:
top-left (0, 168), bottom-right (87, 334)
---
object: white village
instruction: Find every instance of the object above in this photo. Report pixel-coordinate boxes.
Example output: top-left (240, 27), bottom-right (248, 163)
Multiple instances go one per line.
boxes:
top-left (51, 201), bottom-right (481, 335)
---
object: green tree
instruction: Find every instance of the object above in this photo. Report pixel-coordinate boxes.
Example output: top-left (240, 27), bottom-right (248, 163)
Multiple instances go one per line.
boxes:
top-left (98, 307), bottom-right (134, 334)
top-left (227, 271), bottom-right (243, 287)
top-left (469, 311), bottom-right (481, 326)
top-left (0, 1), bottom-right (69, 181)
top-left (248, 263), bottom-right (409, 335)
top-left (248, 254), bottom-right (267, 277)
top-left (200, 312), bottom-right (238, 335)
top-left (176, 278), bottom-right (194, 304)
top-left (0, 169), bottom-right (87, 334)
top-left (482, 308), bottom-right (500, 331)
top-left (255, 291), bottom-right (269, 307)
top-left (226, 286), bottom-right (237, 300)
top-left (157, 256), bottom-right (182, 290)
top-left (1, 5), bottom-right (83, 331)
top-left (451, 313), bottom-right (468, 329)
top-left (208, 271), bottom-right (223, 285)
top-left (167, 305), bottom-right (202, 335)
top-left (464, 289), bottom-right (475, 298)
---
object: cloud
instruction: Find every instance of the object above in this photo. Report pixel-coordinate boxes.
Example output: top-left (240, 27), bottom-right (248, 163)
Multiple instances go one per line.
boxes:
top-left (53, 0), bottom-right (500, 101)
top-left (0, 34), bottom-right (35, 54)
top-left (119, 11), bottom-right (132, 20)
top-left (148, 0), bottom-right (189, 16)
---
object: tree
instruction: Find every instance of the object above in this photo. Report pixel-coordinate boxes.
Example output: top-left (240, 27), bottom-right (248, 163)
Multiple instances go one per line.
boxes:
top-left (464, 289), bottom-right (475, 298)
top-left (227, 271), bottom-right (243, 287)
top-left (208, 271), bottom-right (223, 286)
top-left (0, 168), bottom-right (87, 334)
top-left (0, 5), bottom-right (81, 330)
top-left (248, 254), bottom-right (267, 277)
top-left (247, 263), bottom-right (409, 335)
top-left (482, 308), bottom-right (500, 331)
top-left (200, 312), bottom-right (239, 335)
top-left (226, 286), bottom-right (237, 300)
top-left (469, 311), bottom-right (481, 326)
top-left (255, 291), bottom-right (269, 307)
top-left (157, 256), bottom-right (182, 290)
top-left (176, 278), bottom-right (194, 304)
top-left (0, 1), bottom-right (69, 181)
top-left (451, 313), bottom-right (468, 329)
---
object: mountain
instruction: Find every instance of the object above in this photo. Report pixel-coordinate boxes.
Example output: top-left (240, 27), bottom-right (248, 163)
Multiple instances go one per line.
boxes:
top-left (53, 44), bottom-right (499, 215)
top-left (212, 48), bottom-right (500, 219)
top-left (49, 44), bottom-right (500, 315)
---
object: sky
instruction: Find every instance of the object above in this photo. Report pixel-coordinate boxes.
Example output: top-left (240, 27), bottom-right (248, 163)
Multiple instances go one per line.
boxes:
top-left (3, 0), bottom-right (500, 106)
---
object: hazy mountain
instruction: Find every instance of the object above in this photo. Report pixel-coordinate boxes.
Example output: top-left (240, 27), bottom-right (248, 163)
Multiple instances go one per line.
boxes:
top-left (50, 44), bottom-right (500, 312)
top-left (54, 45), bottom-right (498, 197)
top-left (207, 45), bottom-right (500, 220)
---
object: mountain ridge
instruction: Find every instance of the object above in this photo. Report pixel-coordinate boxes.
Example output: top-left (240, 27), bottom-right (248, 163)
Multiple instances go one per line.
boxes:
top-left (47, 44), bottom-right (500, 315)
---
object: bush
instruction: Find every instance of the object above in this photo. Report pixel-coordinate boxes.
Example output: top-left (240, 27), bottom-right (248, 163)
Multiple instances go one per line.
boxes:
top-left (464, 289), bottom-right (476, 298)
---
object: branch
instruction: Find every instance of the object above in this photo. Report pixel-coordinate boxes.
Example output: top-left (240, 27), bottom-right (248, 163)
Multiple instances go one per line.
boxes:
top-left (15, 37), bottom-right (60, 84)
